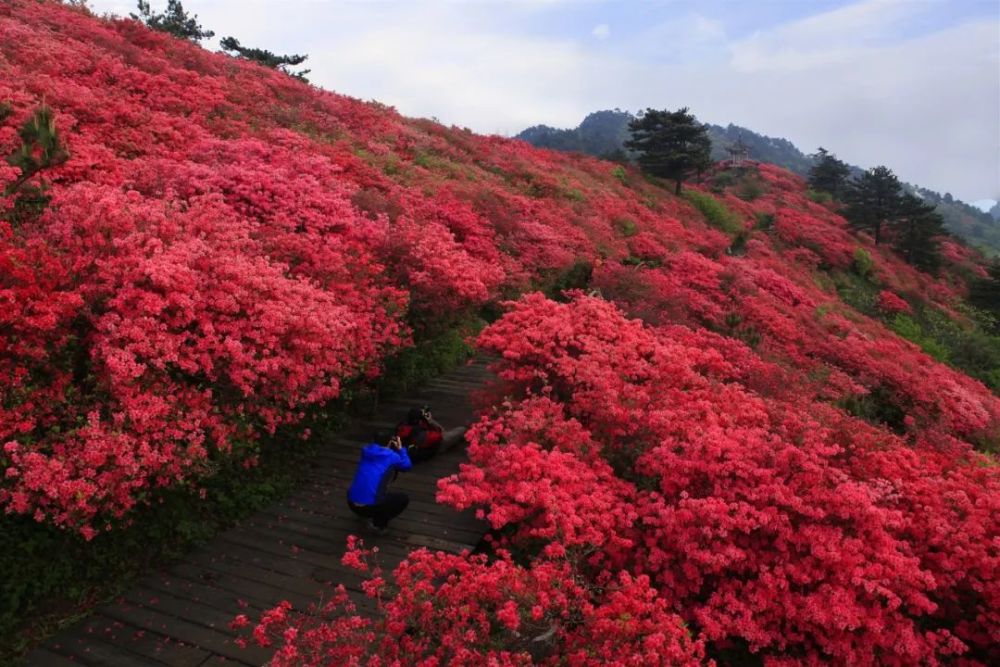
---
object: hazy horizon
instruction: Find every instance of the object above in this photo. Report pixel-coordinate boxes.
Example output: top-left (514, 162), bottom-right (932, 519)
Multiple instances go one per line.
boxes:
top-left (87, 0), bottom-right (1000, 203)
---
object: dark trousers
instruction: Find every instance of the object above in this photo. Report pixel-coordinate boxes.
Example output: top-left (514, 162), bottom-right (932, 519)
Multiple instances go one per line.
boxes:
top-left (408, 443), bottom-right (440, 464)
top-left (348, 492), bottom-right (409, 528)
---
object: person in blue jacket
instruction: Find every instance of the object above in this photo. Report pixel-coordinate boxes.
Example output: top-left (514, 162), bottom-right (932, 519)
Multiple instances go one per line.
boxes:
top-left (346, 431), bottom-right (412, 533)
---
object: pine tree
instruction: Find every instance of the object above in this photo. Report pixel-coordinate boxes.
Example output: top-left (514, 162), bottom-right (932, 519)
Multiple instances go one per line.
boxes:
top-left (969, 260), bottom-right (1000, 329)
top-left (625, 107), bottom-right (711, 195)
top-left (220, 37), bottom-right (310, 81)
top-left (845, 166), bottom-right (903, 245)
top-left (892, 193), bottom-right (946, 272)
top-left (3, 104), bottom-right (69, 225)
top-left (131, 1), bottom-right (214, 43)
top-left (808, 147), bottom-right (851, 199)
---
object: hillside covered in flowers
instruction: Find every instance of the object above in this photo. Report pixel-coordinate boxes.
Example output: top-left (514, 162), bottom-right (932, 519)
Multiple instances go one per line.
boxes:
top-left (2, 1), bottom-right (998, 664)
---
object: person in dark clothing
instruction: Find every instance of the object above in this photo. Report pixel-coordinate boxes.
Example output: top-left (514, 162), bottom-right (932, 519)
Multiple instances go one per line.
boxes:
top-left (346, 431), bottom-right (412, 533)
top-left (396, 405), bottom-right (444, 463)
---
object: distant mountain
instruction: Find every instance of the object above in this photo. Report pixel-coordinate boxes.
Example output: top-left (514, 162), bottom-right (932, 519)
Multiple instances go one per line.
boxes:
top-left (516, 111), bottom-right (1000, 256)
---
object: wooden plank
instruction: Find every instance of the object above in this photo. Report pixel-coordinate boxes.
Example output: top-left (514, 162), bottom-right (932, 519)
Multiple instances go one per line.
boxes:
top-left (44, 614), bottom-right (210, 667)
top-left (258, 503), bottom-right (484, 545)
top-left (100, 604), bottom-right (266, 666)
top-left (23, 647), bottom-right (91, 666)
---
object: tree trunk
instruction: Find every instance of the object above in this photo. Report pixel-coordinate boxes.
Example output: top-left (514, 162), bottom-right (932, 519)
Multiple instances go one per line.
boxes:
top-left (675, 179), bottom-right (682, 195)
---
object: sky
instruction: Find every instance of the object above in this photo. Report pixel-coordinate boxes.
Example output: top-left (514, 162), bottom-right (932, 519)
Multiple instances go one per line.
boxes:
top-left (87, 0), bottom-right (1000, 204)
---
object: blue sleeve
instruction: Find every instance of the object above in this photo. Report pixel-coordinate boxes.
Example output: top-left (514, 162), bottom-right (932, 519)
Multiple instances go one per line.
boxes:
top-left (395, 447), bottom-right (412, 471)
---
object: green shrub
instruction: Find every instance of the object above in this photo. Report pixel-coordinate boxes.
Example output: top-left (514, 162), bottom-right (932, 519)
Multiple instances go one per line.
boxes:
top-left (839, 386), bottom-right (907, 433)
top-left (806, 189), bottom-right (833, 204)
top-left (889, 306), bottom-right (1000, 394)
top-left (545, 259), bottom-right (594, 298)
top-left (736, 175), bottom-right (766, 201)
top-left (890, 314), bottom-right (950, 362)
top-left (611, 165), bottom-right (627, 183)
top-left (834, 269), bottom-right (878, 315)
top-left (852, 247), bottom-right (875, 278)
top-left (683, 190), bottom-right (742, 236)
top-left (755, 212), bottom-right (775, 231)
top-left (613, 217), bottom-right (639, 238)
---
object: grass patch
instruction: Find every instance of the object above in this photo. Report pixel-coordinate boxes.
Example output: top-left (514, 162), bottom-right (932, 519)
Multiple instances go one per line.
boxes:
top-left (613, 217), bottom-right (639, 238)
top-left (806, 189), bottom-right (833, 204)
top-left (683, 190), bottom-right (743, 236)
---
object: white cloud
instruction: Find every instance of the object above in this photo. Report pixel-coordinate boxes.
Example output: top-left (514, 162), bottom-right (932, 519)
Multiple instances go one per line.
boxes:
top-left (76, 0), bottom-right (1000, 200)
top-left (592, 23), bottom-right (610, 40)
top-left (730, 0), bottom-right (916, 71)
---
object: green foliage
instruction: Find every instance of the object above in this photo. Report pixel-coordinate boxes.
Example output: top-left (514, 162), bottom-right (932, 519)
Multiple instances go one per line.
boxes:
top-left (891, 193), bottom-right (945, 273)
top-left (968, 261), bottom-right (1000, 330)
top-left (808, 147), bottom-right (851, 199)
top-left (613, 217), bottom-right (638, 237)
top-left (625, 107), bottom-right (711, 195)
top-left (852, 247), bottom-right (875, 278)
top-left (706, 123), bottom-right (814, 175)
top-left (131, 0), bottom-right (214, 42)
top-left (220, 36), bottom-right (310, 81)
top-left (755, 211), bottom-right (775, 231)
top-left (845, 166), bottom-right (904, 246)
top-left (839, 386), bottom-right (907, 433)
top-left (834, 267), bottom-right (878, 315)
top-left (517, 109), bottom-right (633, 158)
top-left (806, 189), bottom-right (833, 204)
top-left (708, 169), bottom-right (737, 192)
top-left (735, 173), bottom-right (766, 201)
top-left (611, 165), bottom-right (627, 183)
top-left (375, 319), bottom-right (481, 398)
top-left (721, 312), bottom-right (762, 348)
top-left (890, 314), bottom-right (951, 362)
top-left (683, 190), bottom-right (742, 236)
top-left (545, 259), bottom-right (594, 299)
top-left (3, 104), bottom-right (70, 226)
top-left (887, 306), bottom-right (1000, 394)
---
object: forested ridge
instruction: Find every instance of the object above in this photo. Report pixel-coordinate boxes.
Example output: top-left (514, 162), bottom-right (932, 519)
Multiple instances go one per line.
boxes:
top-left (517, 110), bottom-right (1000, 255)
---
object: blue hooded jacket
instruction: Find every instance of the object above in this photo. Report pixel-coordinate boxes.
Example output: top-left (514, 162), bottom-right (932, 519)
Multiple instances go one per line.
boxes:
top-left (347, 444), bottom-right (412, 505)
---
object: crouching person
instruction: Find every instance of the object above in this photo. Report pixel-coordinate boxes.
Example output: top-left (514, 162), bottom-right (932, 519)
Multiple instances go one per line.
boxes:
top-left (398, 406), bottom-right (444, 464)
top-left (347, 432), bottom-right (411, 534)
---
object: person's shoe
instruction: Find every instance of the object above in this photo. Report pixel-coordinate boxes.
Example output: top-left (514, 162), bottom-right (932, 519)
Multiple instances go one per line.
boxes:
top-left (368, 520), bottom-right (387, 535)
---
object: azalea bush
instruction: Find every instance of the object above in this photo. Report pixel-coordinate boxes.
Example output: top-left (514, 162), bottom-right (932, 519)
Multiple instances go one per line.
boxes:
top-left (2, 2), bottom-right (1000, 662)
top-left (246, 295), bottom-right (998, 664)
top-left (441, 294), bottom-right (998, 664)
top-left (236, 537), bottom-right (706, 666)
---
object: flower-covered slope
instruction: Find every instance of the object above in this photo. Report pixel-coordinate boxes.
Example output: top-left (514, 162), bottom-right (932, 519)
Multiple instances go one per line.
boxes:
top-left (1, 0), bottom-right (996, 546)
top-left (3, 2), bottom-right (999, 664)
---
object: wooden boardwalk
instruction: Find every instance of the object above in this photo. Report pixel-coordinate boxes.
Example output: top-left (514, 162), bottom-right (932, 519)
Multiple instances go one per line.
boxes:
top-left (26, 362), bottom-right (491, 666)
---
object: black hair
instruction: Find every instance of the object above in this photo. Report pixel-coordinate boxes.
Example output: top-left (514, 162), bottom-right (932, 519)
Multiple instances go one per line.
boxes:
top-left (406, 407), bottom-right (423, 425)
top-left (372, 430), bottom-right (391, 446)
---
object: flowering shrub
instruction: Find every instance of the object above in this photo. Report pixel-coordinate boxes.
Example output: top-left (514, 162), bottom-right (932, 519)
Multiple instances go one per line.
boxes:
top-left (878, 289), bottom-right (913, 314)
top-left (237, 538), bottom-right (705, 666)
top-left (246, 295), bottom-right (997, 664)
top-left (440, 294), bottom-right (999, 664)
top-left (3, 2), bottom-right (999, 662)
